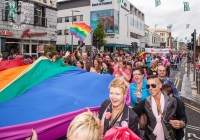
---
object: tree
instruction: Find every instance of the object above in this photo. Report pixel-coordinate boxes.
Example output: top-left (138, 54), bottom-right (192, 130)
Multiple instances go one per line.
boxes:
top-left (93, 19), bottom-right (107, 51)
top-left (44, 44), bottom-right (58, 56)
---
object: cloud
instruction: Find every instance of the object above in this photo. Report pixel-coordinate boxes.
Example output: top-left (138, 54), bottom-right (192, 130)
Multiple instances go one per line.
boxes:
top-left (131, 0), bottom-right (200, 42)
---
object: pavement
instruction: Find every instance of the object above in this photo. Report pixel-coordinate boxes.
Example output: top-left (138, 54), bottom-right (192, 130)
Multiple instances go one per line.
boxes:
top-left (180, 59), bottom-right (200, 108)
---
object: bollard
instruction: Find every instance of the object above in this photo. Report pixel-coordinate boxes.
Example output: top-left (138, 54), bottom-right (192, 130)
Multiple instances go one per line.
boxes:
top-left (197, 71), bottom-right (200, 94)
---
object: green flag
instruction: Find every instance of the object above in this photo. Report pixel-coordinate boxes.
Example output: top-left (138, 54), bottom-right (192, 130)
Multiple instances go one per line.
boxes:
top-left (183, 2), bottom-right (190, 11)
top-left (155, 24), bottom-right (158, 28)
top-left (175, 37), bottom-right (178, 41)
top-left (180, 39), bottom-right (183, 42)
top-left (185, 37), bottom-right (187, 40)
top-left (155, 0), bottom-right (161, 7)
top-left (187, 40), bottom-right (190, 43)
top-left (8, 2), bottom-right (17, 18)
top-left (117, 0), bottom-right (124, 3)
top-left (186, 24), bottom-right (190, 29)
top-left (169, 24), bottom-right (173, 29)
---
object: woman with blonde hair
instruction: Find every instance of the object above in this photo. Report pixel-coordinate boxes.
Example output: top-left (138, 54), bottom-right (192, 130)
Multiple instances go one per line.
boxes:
top-left (67, 110), bottom-right (102, 140)
top-left (99, 78), bottom-right (139, 136)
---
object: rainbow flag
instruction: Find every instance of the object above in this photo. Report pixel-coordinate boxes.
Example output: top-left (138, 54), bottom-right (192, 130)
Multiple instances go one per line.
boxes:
top-left (70, 22), bottom-right (93, 41)
top-left (0, 58), bottom-right (113, 140)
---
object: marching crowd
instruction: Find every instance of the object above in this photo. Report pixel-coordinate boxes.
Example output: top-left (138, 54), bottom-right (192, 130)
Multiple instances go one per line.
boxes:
top-left (0, 47), bottom-right (193, 140)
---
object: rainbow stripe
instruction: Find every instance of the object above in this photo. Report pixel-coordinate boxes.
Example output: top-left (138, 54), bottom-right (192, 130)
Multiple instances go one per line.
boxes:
top-left (70, 22), bottom-right (92, 41)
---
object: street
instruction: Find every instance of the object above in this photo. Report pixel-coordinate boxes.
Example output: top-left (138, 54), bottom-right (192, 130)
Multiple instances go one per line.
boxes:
top-left (169, 60), bottom-right (200, 140)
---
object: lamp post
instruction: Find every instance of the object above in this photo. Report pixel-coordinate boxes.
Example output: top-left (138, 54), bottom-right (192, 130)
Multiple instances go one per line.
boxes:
top-left (71, 9), bottom-right (81, 53)
top-left (125, 12), bottom-right (132, 37)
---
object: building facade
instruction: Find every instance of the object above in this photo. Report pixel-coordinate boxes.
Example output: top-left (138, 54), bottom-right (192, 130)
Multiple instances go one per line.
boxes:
top-left (57, 0), bottom-right (145, 53)
top-left (150, 29), bottom-right (170, 48)
top-left (0, 0), bottom-right (57, 58)
top-left (148, 31), bottom-right (160, 48)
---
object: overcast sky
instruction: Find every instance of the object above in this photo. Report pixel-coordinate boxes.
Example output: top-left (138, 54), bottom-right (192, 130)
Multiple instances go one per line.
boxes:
top-left (131, 0), bottom-right (200, 42)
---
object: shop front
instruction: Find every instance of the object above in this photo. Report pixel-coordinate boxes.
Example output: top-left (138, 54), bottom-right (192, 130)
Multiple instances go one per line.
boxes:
top-left (1, 29), bottom-right (51, 59)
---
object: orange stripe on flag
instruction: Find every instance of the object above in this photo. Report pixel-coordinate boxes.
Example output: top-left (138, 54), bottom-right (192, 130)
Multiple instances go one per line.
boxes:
top-left (0, 65), bottom-right (30, 90)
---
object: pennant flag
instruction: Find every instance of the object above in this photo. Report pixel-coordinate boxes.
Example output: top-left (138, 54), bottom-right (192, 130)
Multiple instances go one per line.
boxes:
top-left (180, 39), bottom-right (183, 42)
top-left (187, 40), bottom-right (190, 43)
top-left (185, 37), bottom-right (187, 40)
top-left (7, 1), bottom-right (17, 18)
top-left (186, 24), bottom-right (190, 29)
top-left (183, 2), bottom-right (190, 11)
top-left (155, 24), bottom-right (158, 28)
top-left (117, 0), bottom-right (124, 3)
top-left (169, 24), bottom-right (173, 29)
top-left (155, 0), bottom-right (161, 7)
top-left (175, 37), bottom-right (178, 41)
top-left (70, 22), bottom-right (93, 41)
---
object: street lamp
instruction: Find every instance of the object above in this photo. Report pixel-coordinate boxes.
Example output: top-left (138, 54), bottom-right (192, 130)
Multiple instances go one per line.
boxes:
top-left (125, 12), bottom-right (132, 37)
top-left (71, 9), bottom-right (81, 53)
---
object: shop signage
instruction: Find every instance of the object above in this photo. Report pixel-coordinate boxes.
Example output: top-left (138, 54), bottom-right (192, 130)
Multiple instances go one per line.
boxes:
top-left (92, 0), bottom-right (112, 6)
top-left (121, 2), bottom-right (130, 12)
top-left (48, 25), bottom-right (57, 28)
top-left (21, 28), bottom-right (47, 38)
top-left (0, 30), bottom-right (13, 36)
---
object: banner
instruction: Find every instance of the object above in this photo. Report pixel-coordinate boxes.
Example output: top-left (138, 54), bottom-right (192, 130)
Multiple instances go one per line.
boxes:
top-left (145, 48), bottom-right (170, 53)
top-left (183, 2), bottom-right (190, 11)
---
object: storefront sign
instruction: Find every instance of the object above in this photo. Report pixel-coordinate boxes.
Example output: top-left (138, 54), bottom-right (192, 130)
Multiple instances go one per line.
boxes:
top-left (22, 29), bottom-right (47, 38)
top-left (38, 44), bottom-right (44, 53)
top-left (0, 30), bottom-right (13, 36)
top-left (92, 0), bottom-right (112, 6)
top-left (121, 2), bottom-right (130, 12)
top-left (48, 25), bottom-right (57, 28)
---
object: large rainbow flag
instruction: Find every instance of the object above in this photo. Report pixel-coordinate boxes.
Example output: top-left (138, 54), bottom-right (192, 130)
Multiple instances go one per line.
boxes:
top-left (0, 57), bottom-right (114, 140)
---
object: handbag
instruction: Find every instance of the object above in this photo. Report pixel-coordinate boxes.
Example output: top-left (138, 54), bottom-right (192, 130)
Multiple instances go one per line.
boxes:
top-left (138, 113), bottom-right (147, 130)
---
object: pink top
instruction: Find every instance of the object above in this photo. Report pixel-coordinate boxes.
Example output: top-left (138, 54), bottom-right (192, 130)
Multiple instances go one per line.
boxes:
top-left (162, 59), bottom-right (170, 67)
top-left (113, 69), bottom-right (131, 81)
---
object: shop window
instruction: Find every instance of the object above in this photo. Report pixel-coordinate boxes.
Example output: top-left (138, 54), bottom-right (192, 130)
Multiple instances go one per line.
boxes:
top-left (65, 17), bottom-right (69, 22)
top-left (64, 29), bottom-right (69, 35)
top-left (39, 41), bottom-right (43, 44)
top-left (57, 30), bottom-right (62, 35)
top-left (32, 40), bottom-right (38, 43)
top-left (57, 17), bottom-right (62, 23)
top-left (34, 5), bottom-right (47, 27)
top-left (23, 44), bottom-right (30, 53)
top-left (80, 15), bottom-right (83, 21)
top-left (23, 40), bottom-right (30, 43)
top-left (32, 45), bottom-right (37, 53)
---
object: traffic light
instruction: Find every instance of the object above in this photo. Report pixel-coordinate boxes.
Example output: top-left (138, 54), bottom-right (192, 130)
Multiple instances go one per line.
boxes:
top-left (92, 34), bottom-right (98, 46)
top-left (187, 43), bottom-right (191, 50)
top-left (131, 42), bottom-right (134, 47)
top-left (191, 32), bottom-right (194, 47)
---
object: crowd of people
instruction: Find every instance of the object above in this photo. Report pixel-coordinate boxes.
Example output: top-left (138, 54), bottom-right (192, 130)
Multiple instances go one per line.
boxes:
top-left (2, 46), bottom-right (200, 140)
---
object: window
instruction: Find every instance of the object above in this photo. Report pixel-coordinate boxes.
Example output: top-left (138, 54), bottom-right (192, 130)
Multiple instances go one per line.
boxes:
top-left (57, 30), bottom-right (62, 35)
top-left (73, 16), bottom-right (76, 22)
top-left (57, 17), bottom-right (62, 23)
top-left (80, 15), bottom-right (83, 21)
top-left (130, 18), bottom-right (133, 26)
top-left (34, 5), bottom-right (46, 27)
top-left (3, 0), bottom-right (21, 21)
top-left (160, 33), bottom-right (165, 36)
top-left (64, 29), bottom-right (69, 35)
top-left (65, 17), bottom-right (69, 22)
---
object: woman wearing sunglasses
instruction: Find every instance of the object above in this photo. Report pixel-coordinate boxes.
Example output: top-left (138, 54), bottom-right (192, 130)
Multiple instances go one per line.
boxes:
top-left (98, 78), bottom-right (139, 136)
top-left (130, 67), bottom-right (151, 107)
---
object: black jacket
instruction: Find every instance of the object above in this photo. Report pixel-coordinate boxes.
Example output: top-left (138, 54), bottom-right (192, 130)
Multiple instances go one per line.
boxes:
top-left (98, 99), bottom-right (140, 136)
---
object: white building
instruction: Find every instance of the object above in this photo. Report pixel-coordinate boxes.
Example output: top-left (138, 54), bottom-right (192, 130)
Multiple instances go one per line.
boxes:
top-left (148, 31), bottom-right (160, 48)
top-left (0, 0), bottom-right (57, 58)
top-left (57, 0), bottom-right (145, 53)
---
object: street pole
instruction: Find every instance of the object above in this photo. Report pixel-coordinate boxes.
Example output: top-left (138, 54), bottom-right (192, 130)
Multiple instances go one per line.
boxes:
top-left (71, 11), bottom-right (74, 53)
top-left (65, 25), bottom-right (66, 53)
top-left (193, 29), bottom-right (196, 81)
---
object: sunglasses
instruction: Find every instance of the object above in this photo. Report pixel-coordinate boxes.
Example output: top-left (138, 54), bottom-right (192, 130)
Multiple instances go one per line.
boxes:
top-left (146, 82), bottom-right (160, 89)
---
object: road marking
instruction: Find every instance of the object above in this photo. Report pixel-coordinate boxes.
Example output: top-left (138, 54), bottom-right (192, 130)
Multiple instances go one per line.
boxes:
top-left (188, 133), bottom-right (200, 139)
top-left (186, 125), bottom-right (200, 131)
top-left (185, 103), bottom-right (200, 114)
